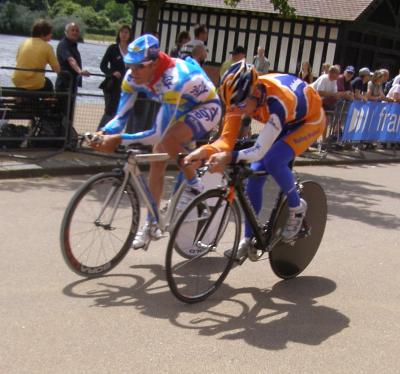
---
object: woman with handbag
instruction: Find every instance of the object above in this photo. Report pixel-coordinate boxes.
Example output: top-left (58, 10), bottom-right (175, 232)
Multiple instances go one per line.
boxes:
top-left (98, 25), bottom-right (133, 129)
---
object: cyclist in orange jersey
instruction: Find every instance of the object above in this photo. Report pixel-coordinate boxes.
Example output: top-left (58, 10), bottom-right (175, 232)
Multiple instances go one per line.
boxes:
top-left (185, 61), bottom-right (326, 260)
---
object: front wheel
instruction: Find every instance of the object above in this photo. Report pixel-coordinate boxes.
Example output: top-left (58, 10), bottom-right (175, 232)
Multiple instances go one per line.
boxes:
top-left (166, 188), bottom-right (241, 303)
top-left (60, 171), bottom-right (140, 277)
top-left (269, 181), bottom-right (327, 279)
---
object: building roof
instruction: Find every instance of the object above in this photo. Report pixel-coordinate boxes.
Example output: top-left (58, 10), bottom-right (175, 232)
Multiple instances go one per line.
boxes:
top-left (166, 0), bottom-right (376, 21)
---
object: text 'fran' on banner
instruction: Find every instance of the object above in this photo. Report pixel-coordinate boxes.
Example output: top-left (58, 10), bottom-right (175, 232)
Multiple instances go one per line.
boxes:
top-left (342, 101), bottom-right (400, 142)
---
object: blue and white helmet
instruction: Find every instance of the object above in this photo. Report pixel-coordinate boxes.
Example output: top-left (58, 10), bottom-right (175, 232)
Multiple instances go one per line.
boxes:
top-left (124, 34), bottom-right (160, 65)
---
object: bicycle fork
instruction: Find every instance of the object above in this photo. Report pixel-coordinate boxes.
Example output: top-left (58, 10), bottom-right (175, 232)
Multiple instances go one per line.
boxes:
top-left (95, 171), bottom-right (130, 230)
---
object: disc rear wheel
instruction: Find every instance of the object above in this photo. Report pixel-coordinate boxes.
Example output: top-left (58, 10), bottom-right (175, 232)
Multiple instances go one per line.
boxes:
top-left (269, 181), bottom-right (327, 279)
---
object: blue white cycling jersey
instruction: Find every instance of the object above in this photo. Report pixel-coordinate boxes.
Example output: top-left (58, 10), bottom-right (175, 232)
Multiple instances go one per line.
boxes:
top-left (102, 52), bottom-right (221, 145)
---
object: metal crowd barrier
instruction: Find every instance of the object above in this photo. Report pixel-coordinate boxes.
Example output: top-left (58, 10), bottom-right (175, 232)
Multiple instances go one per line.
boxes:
top-left (0, 66), bottom-right (75, 150)
top-left (0, 66), bottom-right (163, 150)
top-left (321, 99), bottom-right (400, 155)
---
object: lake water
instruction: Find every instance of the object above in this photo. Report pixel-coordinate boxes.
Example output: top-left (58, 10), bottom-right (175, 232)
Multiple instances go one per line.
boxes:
top-left (0, 34), bottom-right (109, 95)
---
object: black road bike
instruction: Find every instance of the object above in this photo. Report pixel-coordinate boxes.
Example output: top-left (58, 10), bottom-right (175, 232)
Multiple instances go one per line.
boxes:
top-left (165, 161), bottom-right (327, 303)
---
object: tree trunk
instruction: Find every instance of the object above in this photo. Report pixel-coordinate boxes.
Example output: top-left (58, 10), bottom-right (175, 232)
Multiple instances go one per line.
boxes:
top-left (143, 0), bottom-right (166, 34)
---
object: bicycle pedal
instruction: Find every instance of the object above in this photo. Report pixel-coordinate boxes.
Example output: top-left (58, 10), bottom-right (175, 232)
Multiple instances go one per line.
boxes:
top-left (247, 248), bottom-right (263, 262)
top-left (142, 241), bottom-right (151, 251)
top-left (151, 234), bottom-right (166, 241)
top-left (237, 255), bottom-right (248, 265)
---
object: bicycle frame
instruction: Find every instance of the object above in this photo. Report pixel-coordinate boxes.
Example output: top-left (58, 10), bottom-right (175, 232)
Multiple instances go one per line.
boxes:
top-left (222, 161), bottom-right (298, 254)
top-left (101, 150), bottom-right (185, 233)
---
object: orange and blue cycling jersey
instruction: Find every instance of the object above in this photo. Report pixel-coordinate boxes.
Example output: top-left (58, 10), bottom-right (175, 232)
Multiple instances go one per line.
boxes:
top-left (202, 73), bottom-right (325, 159)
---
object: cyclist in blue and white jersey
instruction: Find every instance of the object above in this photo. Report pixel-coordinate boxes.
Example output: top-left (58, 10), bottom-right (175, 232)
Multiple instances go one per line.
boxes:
top-left (92, 34), bottom-right (222, 249)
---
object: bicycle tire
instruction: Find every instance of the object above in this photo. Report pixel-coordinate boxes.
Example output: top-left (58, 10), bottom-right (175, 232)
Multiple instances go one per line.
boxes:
top-left (166, 188), bottom-right (241, 303)
top-left (60, 171), bottom-right (140, 277)
top-left (269, 181), bottom-right (327, 279)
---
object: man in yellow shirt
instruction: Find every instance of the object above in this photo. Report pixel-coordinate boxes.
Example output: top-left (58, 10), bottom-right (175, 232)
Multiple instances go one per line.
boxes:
top-left (12, 19), bottom-right (60, 91)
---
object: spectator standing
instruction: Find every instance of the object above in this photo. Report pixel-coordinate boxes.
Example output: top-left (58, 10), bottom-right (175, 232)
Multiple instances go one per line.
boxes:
top-left (298, 61), bottom-right (313, 84)
top-left (381, 68), bottom-right (390, 92)
top-left (336, 65), bottom-right (355, 101)
top-left (351, 67), bottom-right (371, 100)
top-left (393, 69), bottom-right (400, 86)
top-left (332, 66), bottom-right (355, 142)
top-left (12, 19), bottom-right (60, 91)
top-left (220, 46), bottom-right (246, 79)
top-left (55, 22), bottom-right (90, 93)
top-left (55, 22), bottom-right (90, 125)
top-left (311, 65), bottom-right (344, 148)
top-left (99, 25), bottom-right (132, 127)
top-left (365, 70), bottom-right (386, 101)
top-left (386, 83), bottom-right (400, 102)
top-left (320, 62), bottom-right (331, 76)
top-left (191, 44), bottom-right (207, 67)
top-left (384, 68), bottom-right (399, 94)
top-left (169, 30), bottom-right (190, 58)
top-left (311, 65), bottom-right (345, 110)
top-left (253, 46), bottom-right (270, 74)
top-left (179, 24), bottom-right (208, 59)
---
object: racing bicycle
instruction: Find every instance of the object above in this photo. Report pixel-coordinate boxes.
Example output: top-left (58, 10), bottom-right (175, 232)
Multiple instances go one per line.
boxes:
top-left (165, 161), bottom-right (327, 303)
top-left (60, 145), bottom-right (188, 277)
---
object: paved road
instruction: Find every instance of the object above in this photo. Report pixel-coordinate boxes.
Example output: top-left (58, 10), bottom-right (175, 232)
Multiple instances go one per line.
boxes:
top-left (1, 164), bottom-right (399, 374)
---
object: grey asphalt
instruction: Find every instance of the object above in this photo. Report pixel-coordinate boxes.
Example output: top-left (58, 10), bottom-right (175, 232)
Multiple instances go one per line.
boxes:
top-left (1, 164), bottom-right (399, 373)
top-left (1, 145), bottom-right (400, 179)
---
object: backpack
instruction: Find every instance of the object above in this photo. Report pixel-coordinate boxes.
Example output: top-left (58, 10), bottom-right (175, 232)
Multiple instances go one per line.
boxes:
top-left (0, 123), bottom-right (29, 149)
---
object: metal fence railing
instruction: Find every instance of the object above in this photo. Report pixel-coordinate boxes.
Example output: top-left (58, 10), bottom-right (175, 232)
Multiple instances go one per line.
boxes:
top-left (0, 66), bottom-right (161, 150)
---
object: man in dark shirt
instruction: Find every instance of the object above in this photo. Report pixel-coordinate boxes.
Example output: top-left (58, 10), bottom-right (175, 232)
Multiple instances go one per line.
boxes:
top-left (55, 22), bottom-right (90, 133)
top-left (351, 67), bottom-right (371, 100)
top-left (337, 65), bottom-right (355, 101)
top-left (55, 22), bottom-right (90, 93)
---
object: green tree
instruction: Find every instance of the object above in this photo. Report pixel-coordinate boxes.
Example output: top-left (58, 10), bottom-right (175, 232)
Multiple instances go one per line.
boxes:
top-left (80, 6), bottom-right (110, 28)
top-left (49, 0), bottom-right (81, 17)
top-left (0, 2), bottom-right (45, 34)
top-left (104, 0), bottom-right (130, 22)
top-left (224, 0), bottom-right (296, 17)
top-left (70, 0), bottom-right (97, 8)
top-left (11, 0), bottom-right (48, 11)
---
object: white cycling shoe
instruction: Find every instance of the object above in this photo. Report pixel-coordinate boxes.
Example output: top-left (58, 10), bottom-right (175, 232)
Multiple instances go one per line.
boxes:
top-left (224, 237), bottom-right (251, 261)
top-left (281, 198), bottom-right (307, 242)
top-left (132, 222), bottom-right (162, 250)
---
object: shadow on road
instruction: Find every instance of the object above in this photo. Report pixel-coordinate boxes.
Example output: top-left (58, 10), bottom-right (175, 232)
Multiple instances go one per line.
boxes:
top-left (299, 169), bottom-right (400, 229)
top-left (63, 265), bottom-right (349, 351)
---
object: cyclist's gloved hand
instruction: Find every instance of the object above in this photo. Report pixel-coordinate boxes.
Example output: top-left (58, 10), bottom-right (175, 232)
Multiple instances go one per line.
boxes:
top-left (206, 151), bottom-right (232, 173)
top-left (90, 134), bottom-right (122, 153)
top-left (183, 147), bottom-right (209, 169)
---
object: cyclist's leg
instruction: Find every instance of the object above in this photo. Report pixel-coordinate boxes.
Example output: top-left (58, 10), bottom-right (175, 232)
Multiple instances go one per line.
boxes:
top-left (244, 161), bottom-right (268, 238)
top-left (162, 100), bottom-right (222, 179)
top-left (265, 109), bottom-right (326, 207)
top-left (161, 101), bottom-right (222, 207)
top-left (133, 148), bottom-right (166, 249)
top-left (264, 111), bottom-right (326, 240)
top-left (148, 142), bottom-right (168, 208)
top-left (262, 140), bottom-right (299, 206)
